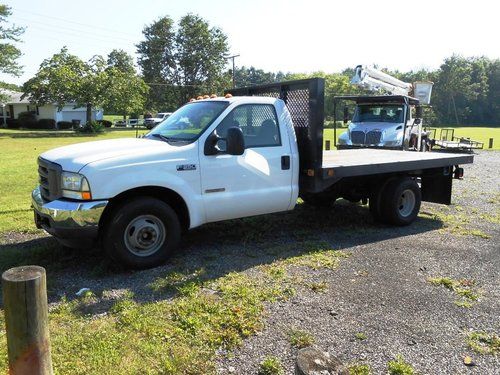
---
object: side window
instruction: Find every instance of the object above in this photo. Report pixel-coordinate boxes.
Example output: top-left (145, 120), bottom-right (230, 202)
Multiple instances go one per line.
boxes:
top-left (216, 104), bottom-right (281, 149)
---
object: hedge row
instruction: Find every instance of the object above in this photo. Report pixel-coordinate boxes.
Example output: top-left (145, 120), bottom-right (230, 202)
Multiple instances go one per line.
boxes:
top-left (3, 112), bottom-right (112, 130)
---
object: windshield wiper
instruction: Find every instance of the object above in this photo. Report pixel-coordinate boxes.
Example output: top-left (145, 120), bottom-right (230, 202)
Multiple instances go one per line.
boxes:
top-left (149, 133), bottom-right (173, 142)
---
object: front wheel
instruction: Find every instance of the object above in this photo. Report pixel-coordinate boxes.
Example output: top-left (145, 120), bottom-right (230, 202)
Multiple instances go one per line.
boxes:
top-left (102, 197), bottom-right (181, 269)
top-left (379, 178), bottom-right (421, 226)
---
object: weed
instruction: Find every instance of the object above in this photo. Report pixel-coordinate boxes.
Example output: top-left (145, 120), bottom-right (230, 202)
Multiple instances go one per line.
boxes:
top-left (258, 356), bottom-right (284, 375)
top-left (467, 332), bottom-right (500, 355)
top-left (355, 332), bottom-right (367, 341)
top-left (348, 363), bottom-right (372, 374)
top-left (387, 355), bottom-right (415, 375)
top-left (309, 281), bottom-right (329, 293)
top-left (287, 328), bottom-right (315, 348)
top-left (428, 276), bottom-right (481, 307)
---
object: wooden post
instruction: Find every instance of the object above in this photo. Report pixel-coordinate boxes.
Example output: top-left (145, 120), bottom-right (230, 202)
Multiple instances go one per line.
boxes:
top-left (2, 266), bottom-right (53, 375)
top-left (325, 140), bottom-right (331, 150)
top-left (489, 138), bottom-right (493, 149)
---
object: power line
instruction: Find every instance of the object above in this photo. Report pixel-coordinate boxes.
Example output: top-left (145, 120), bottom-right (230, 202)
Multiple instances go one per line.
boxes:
top-left (11, 7), bottom-right (138, 38)
top-left (11, 16), bottom-right (134, 43)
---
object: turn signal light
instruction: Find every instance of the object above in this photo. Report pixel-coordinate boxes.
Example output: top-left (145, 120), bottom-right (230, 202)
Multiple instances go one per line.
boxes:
top-left (81, 192), bottom-right (92, 200)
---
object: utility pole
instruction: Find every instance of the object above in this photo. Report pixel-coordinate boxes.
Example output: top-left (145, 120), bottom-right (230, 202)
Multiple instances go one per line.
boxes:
top-left (227, 54), bottom-right (240, 88)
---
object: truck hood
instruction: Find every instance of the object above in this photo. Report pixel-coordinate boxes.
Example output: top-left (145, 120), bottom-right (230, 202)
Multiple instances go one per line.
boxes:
top-left (349, 122), bottom-right (403, 132)
top-left (40, 137), bottom-right (176, 172)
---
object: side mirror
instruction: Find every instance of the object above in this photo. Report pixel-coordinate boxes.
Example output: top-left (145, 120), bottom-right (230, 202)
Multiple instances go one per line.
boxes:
top-left (204, 126), bottom-right (245, 156)
top-left (343, 106), bottom-right (349, 124)
top-left (226, 127), bottom-right (245, 155)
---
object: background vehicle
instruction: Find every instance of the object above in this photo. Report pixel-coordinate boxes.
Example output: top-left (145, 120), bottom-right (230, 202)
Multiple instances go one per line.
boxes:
top-left (144, 112), bottom-right (172, 129)
top-left (338, 65), bottom-right (434, 151)
top-left (32, 78), bottom-right (473, 269)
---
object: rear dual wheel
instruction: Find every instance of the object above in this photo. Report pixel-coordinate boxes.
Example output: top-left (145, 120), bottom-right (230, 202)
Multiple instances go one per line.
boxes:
top-left (370, 177), bottom-right (421, 226)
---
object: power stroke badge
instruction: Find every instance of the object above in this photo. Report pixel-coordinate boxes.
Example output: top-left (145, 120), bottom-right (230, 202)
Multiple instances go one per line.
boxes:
top-left (176, 164), bottom-right (197, 171)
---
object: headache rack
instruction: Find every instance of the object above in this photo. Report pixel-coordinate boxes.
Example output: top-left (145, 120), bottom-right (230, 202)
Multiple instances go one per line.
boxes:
top-left (226, 78), bottom-right (325, 191)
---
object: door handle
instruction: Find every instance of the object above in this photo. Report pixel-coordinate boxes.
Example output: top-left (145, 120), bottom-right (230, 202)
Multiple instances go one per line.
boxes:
top-left (281, 155), bottom-right (290, 170)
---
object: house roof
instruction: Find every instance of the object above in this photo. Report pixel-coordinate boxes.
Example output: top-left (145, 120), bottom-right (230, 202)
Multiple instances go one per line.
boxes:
top-left (0, 89), bottom-right (31, 105)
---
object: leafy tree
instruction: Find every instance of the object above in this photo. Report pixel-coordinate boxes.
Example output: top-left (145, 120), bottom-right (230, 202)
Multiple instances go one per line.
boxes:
top-left (23, 48), bottom-right (148, 124)
top-left (107, 49), bottom-right (135, 74)
top-left (104, 51), bottom-right (149, 118)
top-left (137, 14), bottom-right (229, 111)
top-left (0, 4), bottom-right (24, 102)
top-left (233, 66), bottom-right (285, 87)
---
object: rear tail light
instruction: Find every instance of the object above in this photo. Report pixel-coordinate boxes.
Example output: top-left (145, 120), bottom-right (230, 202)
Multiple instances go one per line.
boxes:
top-left (454, 166), bottom-right (464, 179)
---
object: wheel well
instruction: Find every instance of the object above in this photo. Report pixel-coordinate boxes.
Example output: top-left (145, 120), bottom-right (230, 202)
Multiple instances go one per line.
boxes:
top-left (99, 186), bottom-right (190, 231)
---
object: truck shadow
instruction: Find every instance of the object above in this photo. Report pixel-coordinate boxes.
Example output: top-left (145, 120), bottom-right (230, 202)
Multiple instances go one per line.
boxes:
top-left (0, 200), bottom-right (444, 313)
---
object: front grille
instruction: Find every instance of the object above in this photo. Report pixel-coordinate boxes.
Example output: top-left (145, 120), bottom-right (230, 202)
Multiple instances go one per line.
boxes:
top-left (350, 130), bottom-right (382, 145)
top-left (351, 131), bottom-right (365, 144)
top-left (365, 131), bottom-right (382, 145)
top-left (38, 158), bottom-right (62, 202)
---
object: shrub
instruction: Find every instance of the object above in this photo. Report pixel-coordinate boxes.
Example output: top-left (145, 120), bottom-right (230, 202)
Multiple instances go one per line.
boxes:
top-left (57, 121), bottom-right (73, 130)
top-left (6, 118), bottom-right (20, 129)
top-left (18, 111), bottom-right (37, 129)
top-left (97, 120), bottom-right (112, 128)
top-left (258, 356), bottom-right (284, 375)
top-left (75, 121), bottom-right (104, 134)
top-left (37, 119), bottom-right (56, 129)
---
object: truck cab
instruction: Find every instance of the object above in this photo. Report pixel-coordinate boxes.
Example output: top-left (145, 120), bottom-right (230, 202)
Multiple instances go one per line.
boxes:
top-left (337, 95), bottom-right (423, 149)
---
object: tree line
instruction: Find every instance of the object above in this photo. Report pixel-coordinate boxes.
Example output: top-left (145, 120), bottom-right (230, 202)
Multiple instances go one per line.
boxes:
top-left (1, 4), bottom-right (498, 126)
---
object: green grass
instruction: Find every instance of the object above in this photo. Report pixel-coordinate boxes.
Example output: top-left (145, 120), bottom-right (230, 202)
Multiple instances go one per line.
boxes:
top-left (287, 327), bottom-right (315, 348)
top-left (387, 355), bottom-right (415, 375)
top-left (347, 363), bottom-right (372, 374)
top-left (355, 332), bottom-right (367, 341)
top-left (428, 277), bottom-right (481, 307)
top-left (467, 332), bottom-right (500, 355)
top-left (323, 126), bottom-right (500, 150)
top-left (258, 356), bottom-right (284, 375)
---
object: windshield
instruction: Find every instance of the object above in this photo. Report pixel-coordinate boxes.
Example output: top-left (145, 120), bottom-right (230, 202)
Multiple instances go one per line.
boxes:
top-left (147, 101), bottom-right (229, 142)
top-left (353, 104), bottom-right (404, 123)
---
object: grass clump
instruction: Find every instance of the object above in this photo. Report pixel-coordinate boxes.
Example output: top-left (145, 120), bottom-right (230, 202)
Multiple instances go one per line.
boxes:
top-left (467, 331), bottom-right (500, 355)
top-left (348, 363), bottom-right (372, 374)
top-left (287, 328), bottom-right (315, 348)
top-left (282, 241), bottom-right (349, 270)
top-left (428, 276), bottom-right (481, 307)
top-left (308, 280), bottom-right (329, 293)
top-left (258, 356), bottom-right (284, 375)
top-left (387, 355), bottom-right (415, 375)
top-left (355, 332), bottom-right (367, 341)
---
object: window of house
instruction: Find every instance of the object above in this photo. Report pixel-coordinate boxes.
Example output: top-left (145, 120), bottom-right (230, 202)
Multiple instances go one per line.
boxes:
top-left (27, 104), bottom-right (39, 115)
top-left (216, 104), bottom-right (281, 149)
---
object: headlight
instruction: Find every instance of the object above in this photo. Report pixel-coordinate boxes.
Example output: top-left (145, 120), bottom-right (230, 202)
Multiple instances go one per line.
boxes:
top-left (61, 172), bottom-right (92, 200)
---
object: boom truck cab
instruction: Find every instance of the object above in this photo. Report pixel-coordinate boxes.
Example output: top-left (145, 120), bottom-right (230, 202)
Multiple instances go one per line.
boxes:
top-left (337, 65), bottom-right (434, 151)
top-left (32, 78), bottom-right (473, 269)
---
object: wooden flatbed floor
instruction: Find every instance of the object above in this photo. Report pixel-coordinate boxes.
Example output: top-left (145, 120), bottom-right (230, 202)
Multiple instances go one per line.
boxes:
top-left (322, 149), bottom-right (474, 178)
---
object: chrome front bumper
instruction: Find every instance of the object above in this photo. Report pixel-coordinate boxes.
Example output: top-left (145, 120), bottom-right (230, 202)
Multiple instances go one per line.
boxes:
top-left (32, 186), bottom-right (108, 246)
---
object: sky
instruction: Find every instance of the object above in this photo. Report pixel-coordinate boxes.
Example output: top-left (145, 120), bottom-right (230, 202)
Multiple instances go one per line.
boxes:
top-left (1, 0), bottom-right (499, 86)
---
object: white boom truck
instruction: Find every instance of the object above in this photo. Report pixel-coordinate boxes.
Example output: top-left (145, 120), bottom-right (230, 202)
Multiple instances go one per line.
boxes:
top-left (338, 65), bottom-right (433, 151)
top-left (32, 79), bottom-right (472, 269)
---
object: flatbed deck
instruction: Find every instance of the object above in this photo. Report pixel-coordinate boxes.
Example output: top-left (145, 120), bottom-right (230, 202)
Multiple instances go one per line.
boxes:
top-left (322, 149), bottom-right (474, 178)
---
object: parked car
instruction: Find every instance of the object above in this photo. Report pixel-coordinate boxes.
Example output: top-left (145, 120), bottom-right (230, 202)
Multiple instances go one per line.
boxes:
top-left (144, 112), bottom-right (172, 129)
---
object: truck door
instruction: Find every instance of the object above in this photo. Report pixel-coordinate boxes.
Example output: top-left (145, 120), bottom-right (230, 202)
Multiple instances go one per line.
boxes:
top-left (199, 103), bottom-right (293, 223)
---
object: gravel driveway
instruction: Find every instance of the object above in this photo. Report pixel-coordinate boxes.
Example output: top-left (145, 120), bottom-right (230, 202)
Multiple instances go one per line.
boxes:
top-left (216, 151), bottom-right (500, 374)
top-left (1, 151), bottom-right (498, 374)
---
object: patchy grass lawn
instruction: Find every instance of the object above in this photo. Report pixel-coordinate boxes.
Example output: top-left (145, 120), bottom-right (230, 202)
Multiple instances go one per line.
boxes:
top-left (0, 240), bottom-right (347, 374)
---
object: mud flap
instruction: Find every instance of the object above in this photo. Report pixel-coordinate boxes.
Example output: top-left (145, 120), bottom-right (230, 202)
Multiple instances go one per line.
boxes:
top-left (421, 166), bottom-right (453, 205)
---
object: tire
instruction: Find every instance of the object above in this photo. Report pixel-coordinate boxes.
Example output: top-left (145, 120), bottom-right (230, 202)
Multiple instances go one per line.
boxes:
top-left (379, 178), bottom-right (421, 226)
top-left (102, 197), bottom-right (181, 269)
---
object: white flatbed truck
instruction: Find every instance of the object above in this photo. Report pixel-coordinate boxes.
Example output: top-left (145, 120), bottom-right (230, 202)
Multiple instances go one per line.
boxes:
top-left (32, 78), bottom-right (473, 269)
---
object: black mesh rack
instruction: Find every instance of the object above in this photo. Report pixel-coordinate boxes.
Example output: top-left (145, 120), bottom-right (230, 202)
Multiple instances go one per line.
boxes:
top-left (226, 78), bottom-right (325, 191)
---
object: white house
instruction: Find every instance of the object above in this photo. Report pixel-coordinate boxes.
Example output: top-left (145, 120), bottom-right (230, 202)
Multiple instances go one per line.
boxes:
top-left (0, 90), bottom-right (103, 126)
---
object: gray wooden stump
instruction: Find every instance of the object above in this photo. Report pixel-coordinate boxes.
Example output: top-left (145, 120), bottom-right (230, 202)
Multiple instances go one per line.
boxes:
top-left (2, 266), bottom-right (53, 375)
